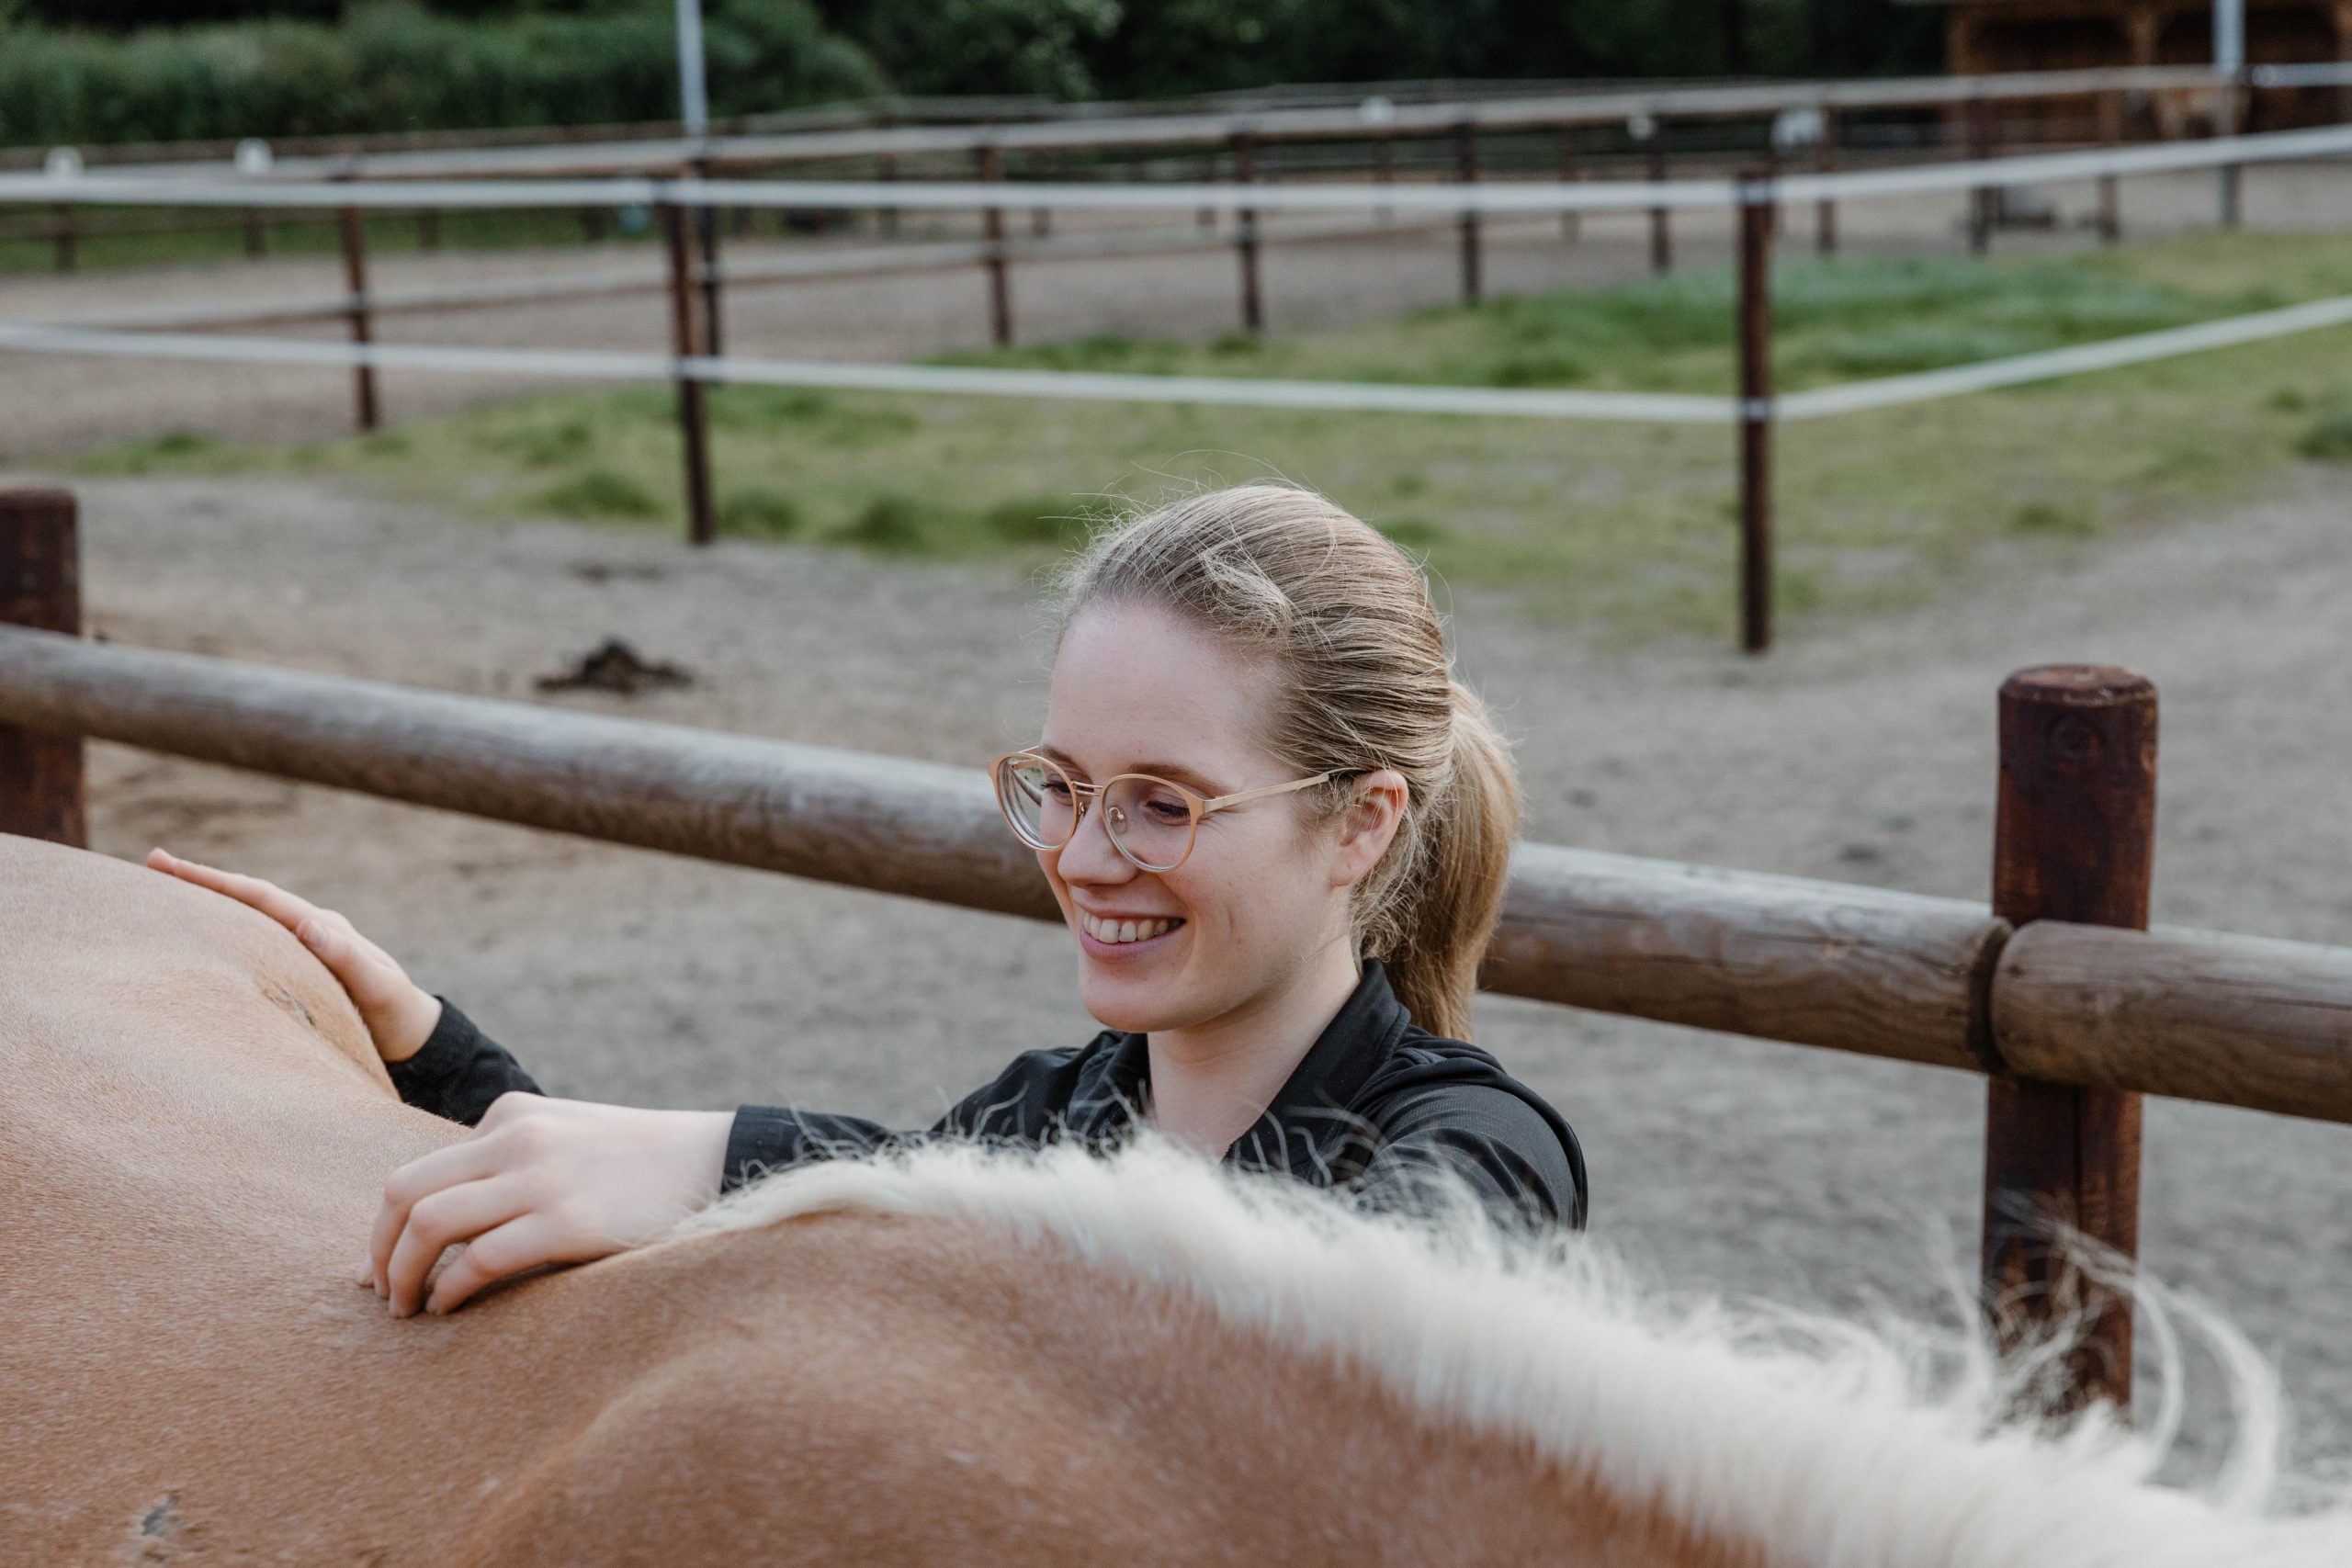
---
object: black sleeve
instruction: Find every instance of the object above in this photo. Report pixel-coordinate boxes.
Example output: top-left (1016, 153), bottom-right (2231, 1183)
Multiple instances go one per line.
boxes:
top-left (720, 1046), bottom-right (1091, 1195)
top-left (385, 998), bottom-right (545, 1127)
top-left (1354, 1086), bottom-right (1588, 1233)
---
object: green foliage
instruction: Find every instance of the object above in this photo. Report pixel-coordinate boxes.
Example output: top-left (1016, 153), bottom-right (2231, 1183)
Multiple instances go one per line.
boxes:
top-left (719, 484), bottom-right (803, 536)
top-left (835, 493), bottom-right (931, 551)
top-left (71, 426), bottom-right (228, 473)
top-left (2297, 411), bottom-right (2352, 461)
top-left (533, 466), bottom-right (662, 519)
top-left (854, 0), bottom-right (1119, 98)
top-left (0, 1), bottom-right (882, 146)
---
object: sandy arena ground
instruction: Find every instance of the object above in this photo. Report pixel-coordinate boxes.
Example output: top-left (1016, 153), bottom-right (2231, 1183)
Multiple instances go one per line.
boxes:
top-left (5, 158), bottom-right (2352, 1476)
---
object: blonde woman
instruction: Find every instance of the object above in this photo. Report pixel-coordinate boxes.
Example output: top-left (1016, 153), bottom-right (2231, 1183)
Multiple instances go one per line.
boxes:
top-left (152, 485), bottom-right (1585, 1317)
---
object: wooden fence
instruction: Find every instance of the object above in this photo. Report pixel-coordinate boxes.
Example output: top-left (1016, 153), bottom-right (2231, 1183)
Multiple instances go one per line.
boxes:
top-left (4, 486), bottom-right (2350, 1412)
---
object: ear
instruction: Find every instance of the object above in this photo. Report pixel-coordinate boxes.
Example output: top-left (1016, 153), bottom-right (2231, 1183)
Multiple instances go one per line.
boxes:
top-left (1328, 769), bottom-right (1409, 890)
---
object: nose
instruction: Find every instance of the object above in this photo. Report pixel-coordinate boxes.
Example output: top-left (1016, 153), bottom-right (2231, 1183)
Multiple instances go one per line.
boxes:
top-left (1053, 789), bottom-right (1135, 886)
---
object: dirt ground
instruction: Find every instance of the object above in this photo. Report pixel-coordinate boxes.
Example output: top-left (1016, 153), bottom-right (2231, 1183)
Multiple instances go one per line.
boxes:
top-left (6, 157), bottom-right (2352, 1480)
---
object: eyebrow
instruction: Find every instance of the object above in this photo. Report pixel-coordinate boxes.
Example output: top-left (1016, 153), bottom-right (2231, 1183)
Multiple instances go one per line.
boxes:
top-left (1035, 743), bottom-right (1226, 795)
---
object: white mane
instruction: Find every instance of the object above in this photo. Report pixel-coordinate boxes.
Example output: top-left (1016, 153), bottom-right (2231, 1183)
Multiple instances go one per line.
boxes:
top-left (666, 1137), bottom-right (2352, 1568)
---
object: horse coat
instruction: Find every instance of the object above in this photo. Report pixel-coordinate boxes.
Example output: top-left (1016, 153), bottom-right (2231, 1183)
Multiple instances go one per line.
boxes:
top-left (2, 832), bottom-right (2344, 1567)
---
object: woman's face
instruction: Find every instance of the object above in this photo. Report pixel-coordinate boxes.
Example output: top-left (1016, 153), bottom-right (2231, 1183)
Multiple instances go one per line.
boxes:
top-left (1036, 600), bottom-right (1403, 1035)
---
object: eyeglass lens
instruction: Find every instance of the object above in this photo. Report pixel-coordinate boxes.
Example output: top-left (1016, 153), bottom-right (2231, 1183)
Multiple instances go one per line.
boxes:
top-left (998, 756), bottom-right (1196, 870)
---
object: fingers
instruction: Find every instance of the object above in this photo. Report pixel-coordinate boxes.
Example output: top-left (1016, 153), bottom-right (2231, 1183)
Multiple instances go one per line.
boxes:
top-left (381, 1177), bottom-right (531, 1318)
top-left (147, 849), bottom-right (328, 935)
top-left (422, 1215), bottom-right (582, 1317)
top-left (368, 1136), bottom-right (510, 1297)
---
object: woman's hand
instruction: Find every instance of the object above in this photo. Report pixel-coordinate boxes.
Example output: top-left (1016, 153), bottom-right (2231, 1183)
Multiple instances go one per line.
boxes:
top-left (146, 848), bottom-right (442, 1064)
top-left (359, 1093), bottom-right (734, 1316)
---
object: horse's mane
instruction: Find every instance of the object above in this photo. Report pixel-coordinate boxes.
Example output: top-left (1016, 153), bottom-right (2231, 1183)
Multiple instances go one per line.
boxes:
top-left (666, 1136), bottom-right (2352, 1568)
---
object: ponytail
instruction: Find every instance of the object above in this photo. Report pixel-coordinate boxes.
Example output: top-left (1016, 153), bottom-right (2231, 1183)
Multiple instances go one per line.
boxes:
top-left (1378, 682), bottom-right (1521, 1043)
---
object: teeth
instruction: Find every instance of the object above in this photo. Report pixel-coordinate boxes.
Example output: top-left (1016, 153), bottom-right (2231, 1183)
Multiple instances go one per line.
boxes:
top-left (1082, 914), bottom-right (1180, 945)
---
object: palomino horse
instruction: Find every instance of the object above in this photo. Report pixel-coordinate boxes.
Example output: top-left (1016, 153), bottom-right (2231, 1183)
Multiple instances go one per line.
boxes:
top-left (2, 831), bottom-right (2344, 1567)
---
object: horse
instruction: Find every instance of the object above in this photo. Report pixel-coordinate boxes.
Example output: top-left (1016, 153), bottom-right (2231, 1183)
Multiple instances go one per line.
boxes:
top-left (3, 830), bottom-right (2345, 1567)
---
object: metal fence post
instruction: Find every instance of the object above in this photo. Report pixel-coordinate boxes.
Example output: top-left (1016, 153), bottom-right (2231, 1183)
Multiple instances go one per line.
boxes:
top-left (335, 194), bottom-right (380, 434)
top-left (978, 143), bottom-right (1013, 346)
top-left (1984, 665), bottom-right (2156, 1416)
top-left (1234, 132), bottom-right (1264, 333)
top-left (2217, 69), bottom-right (2245, 230)
top-left (1736, 169), bottom-right (1775, 655)
top-left (661, 199), bottom-right (717, 548)
top-left (1454, 119), bottom-right (1482, 306)
top-left (0, 489), bottom-right (85, 847)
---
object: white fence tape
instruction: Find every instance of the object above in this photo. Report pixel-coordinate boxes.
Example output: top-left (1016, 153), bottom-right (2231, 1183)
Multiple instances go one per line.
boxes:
top-left (0, 323), bottom-right (1739, 423)
top-left (7, 122), bottom-right (2351, 218)
top-left (8, 288), bottom-right (2351, 427)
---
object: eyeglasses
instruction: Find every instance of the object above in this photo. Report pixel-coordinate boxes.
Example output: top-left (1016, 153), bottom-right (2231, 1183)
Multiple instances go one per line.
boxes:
top-left (988, 749), bottom-right (1350, 874)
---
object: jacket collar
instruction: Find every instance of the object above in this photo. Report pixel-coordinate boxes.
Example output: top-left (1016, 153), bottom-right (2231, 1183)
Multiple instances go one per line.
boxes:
top-left (1086, 958), bottom-right (1413, 1179)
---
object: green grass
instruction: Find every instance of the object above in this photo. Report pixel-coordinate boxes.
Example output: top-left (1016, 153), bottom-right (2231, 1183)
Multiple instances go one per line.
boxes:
top-left (50, 230), bottom-right (2352, 643)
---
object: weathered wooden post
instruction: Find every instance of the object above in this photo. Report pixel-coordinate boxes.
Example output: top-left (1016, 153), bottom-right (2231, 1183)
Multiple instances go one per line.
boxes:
top-left (2097, 88), bottom-right (2124, 244)
top-left (1983, 665), bottom-right (2155, 1415)
top-left (336, 197), bottom-right (380, 434)
top-left (1645, 126), bottom-right (1673, 275)
top-left (978, 143), bottom-right (1013, 346)
top-left (1967, 95), bottom-right (1996, 254)
top-left (692, 155), bottom-right (725, 357)
top-left (1815, 106), bottom-right (1839, 256)
top-left (1454, 119), bottom-right (1482, 307)
top-left (1736, 167), bottom-right (1775, 655)
top-left (1555, 125), bottom-right (1580, 242)
top-left (661, 200), bottom-right (717, 548)
top-left (0, 490), bottom-right (85, 847)
top-left (51, 203), bottom-right (76, 274)
top-left (243, 208), bottom-right (269, 259)
top-left (1375, 131), bottom-right (1397, 225)
top-left (1233, 132), bottom-right (1264, 334)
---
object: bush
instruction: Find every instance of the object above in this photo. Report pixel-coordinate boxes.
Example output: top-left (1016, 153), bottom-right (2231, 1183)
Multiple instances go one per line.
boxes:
top-left (2297, 411), bottom-right (2352, 462)
top-left (0, 1), bottom-right (883, 146)
top-left (719, 484), bottom-right (802, 536)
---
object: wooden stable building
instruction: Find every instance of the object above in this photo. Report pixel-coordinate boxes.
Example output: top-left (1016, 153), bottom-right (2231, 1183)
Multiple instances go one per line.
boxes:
top-left (1935, 0), bottom-right (2352, 125)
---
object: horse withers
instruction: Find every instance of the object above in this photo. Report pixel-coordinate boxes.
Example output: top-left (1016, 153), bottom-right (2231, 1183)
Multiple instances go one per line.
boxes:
top-left (2, 832), bottom-right (2342, 1567)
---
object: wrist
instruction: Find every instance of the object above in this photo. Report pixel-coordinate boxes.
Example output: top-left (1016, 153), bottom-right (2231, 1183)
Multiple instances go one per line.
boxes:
top-left (379, 991), bottom-right (444, 1065)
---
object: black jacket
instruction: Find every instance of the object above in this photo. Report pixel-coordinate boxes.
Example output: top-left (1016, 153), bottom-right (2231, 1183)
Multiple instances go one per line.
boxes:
top-left (389, 958), bottom-right (1587, 1230)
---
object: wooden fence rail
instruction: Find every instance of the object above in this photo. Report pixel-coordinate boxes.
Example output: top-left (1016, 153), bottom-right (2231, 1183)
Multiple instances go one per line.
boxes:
top-left (6, 487), bottom-right (2352, 1416)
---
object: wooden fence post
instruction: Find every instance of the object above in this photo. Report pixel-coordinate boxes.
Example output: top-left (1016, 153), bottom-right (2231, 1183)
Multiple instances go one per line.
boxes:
top-left (1233, 132), bottom-right (1264, 334)
top-left (692, 156), bottom-right (725, 358)
top-left (417, 208), bottom-right (441, 252)
top-left (1815, 106), bottom-right (1839, 256)
top-left (1968, 95), bottom-right (1996, 254)
top-left (2097, 88), bottom-right (2123, 244)
top-left (1646, 130), bottom-right (1673, 275)
top-left (1454, 119), bottom-right (1482, 307)
top-left (51, 203), bottom-right (76, 274)
top-left (978, 144), bottom-right (1013, 347)
top-left (661, 200), bottom-right (717, 548)
top-left (0, 490), bottom-right (85, 847)
top-left (1736, 169), bottom-right (1775, 656)
top-left (1198, 148), bottom-right (1219, 230)
top-left (1376, 131), bottom-right (1397, 225)
top-left (243, 209), bottom-right (269, 259)
top-left (336, 198), bottom-right (380, 434)
top-left (1983, 665), bottom-right (2155, 1415)
top-left (1556, 126), bottom-right (1580, 243)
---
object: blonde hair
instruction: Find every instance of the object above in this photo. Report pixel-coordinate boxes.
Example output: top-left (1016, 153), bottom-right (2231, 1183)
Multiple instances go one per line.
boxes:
top-left (1050, 485), bottom-right (1520, 1041)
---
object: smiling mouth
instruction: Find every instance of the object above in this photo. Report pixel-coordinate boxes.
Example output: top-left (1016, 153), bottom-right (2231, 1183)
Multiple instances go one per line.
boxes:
top-left (1080, 913), bottom-right (1185, 945)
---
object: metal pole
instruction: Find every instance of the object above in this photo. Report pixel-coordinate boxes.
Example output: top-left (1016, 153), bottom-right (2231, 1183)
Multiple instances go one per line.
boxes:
top-left (1647, 131), bottom-right (1674, 275)
top-left (1556, 127), bottom-right (1579, 243)
top-left (978, 144), bottom-right (1013, 346)
top-left (2097, 88), bottom-right (2124, 244)
top-left (0, 489), bottom-right (85, 848)
top-left (673, 0), bottom-right (709, 141)
top-left (1234, 133), bottom-right (1264, 334)
top-left (1736, 170), bottom-right (1775, 656)
top-left (1984, 665), bottom-right (2155, 1416)
top-left (1454, 120), bottom-right (1482, 307)
top-left (336, 198), bottom-right (380, 434)
top-left (1815, 106), bottom-right (1838, 255)
top-left (661, 201), bottom-right (716, 548)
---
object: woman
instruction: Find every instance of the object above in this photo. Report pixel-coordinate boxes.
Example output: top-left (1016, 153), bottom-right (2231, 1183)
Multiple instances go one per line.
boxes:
top-left (152, 485), bottom-right (1585, 1319)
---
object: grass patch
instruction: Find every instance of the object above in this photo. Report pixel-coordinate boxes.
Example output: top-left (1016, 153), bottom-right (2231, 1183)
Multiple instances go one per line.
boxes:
top-left (55, 230), bottom-right (2352, 641)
